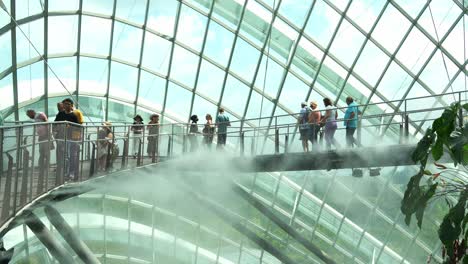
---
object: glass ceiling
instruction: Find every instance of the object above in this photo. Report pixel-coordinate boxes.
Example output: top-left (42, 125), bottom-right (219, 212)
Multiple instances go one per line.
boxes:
top-left (0, 0), bottom-right (467, 263)
top-left (0, 0), bottom-right (466, 127)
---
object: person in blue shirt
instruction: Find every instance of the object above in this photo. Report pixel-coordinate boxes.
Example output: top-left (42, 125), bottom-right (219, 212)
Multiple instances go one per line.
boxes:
top-left (344, 96), bottom-right (359, 148)
top-left (215, 108), bottom-right (230, 149)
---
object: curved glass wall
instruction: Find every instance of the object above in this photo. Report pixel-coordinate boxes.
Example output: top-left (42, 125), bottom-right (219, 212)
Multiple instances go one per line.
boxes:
top-left (0, 0), bottom-right (466, 263)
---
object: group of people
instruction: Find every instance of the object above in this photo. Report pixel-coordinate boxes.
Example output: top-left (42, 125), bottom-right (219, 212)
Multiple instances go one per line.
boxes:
top-left (298, 96), bottom-right (359, 152)
top-left (129, 107), bottom-right (231, 156)
top-left (25, 98), bottom-right (84, 182)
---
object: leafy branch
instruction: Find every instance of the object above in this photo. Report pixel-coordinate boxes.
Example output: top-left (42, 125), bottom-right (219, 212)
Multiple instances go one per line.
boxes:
top-left (401, 102), bottom-right (468, 263)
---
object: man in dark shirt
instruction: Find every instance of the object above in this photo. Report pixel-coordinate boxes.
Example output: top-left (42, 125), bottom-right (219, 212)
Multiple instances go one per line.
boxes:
top-left (61, 98), bottom-right (80, 182)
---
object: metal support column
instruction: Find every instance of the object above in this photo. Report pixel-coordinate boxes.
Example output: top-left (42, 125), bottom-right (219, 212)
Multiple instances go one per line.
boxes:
top-left (24, 211), bottom-right (75, 264)
top-left (240, 132), bottom-right (245, 156)
top-left (274, 129), bottom-right (279, 154)
top-left (44, 205), bottom-right (101, 264)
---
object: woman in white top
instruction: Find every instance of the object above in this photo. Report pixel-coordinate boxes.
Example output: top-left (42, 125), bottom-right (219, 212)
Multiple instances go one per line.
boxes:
top-left (321, 98), bottom-right (338, 150)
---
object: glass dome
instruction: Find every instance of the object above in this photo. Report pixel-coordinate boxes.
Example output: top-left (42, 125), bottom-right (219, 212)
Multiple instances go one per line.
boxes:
top-left (0, 0), bottom-right (467, 263)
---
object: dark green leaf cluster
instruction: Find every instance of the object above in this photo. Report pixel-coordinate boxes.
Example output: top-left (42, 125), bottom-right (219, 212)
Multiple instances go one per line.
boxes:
top-left (400, 103), bottom-right (468, 263)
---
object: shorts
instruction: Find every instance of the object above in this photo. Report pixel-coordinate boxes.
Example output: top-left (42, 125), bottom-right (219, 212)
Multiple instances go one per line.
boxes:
top-left (299, 128), bottom-right (309, 140)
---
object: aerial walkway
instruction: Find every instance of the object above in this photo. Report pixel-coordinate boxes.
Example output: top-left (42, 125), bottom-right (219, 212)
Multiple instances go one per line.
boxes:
top-left (0, 92), bottom-right (465, 236)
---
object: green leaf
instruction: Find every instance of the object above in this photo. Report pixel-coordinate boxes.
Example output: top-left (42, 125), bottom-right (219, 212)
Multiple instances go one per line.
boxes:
top-left (463, 103), bottom-right (468, 112)
top-left (412, 128), bottom-right (435, 164)
top-left (449, 124), bottom-right (468, 166)
top-left (432, 138), bottom-right (444, 161)
top-left (423, 169), bottom-right (432, 175)
top-left (438, 190), bottom-right (468, 259)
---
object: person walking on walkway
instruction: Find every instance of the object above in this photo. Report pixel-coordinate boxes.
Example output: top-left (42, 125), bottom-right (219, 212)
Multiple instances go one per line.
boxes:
top-left (215, 108), bottom-right (230, 149)
top-left (298, 102), bottom-right (311, 152)
top-left (147, 114), bottom-right (160, 159)
top-left (308, 101), bottom-right (321, 149)
top-left (131, 115), bottom-right (144, 158)
top-left (189, 115), bottom-right (199, 152)
top-left (26, 109), bottom-right (51, 191)
top-left (344, 96), bottom-right (359, 148)
top-left (202, 114), bottom-right (215, 148)
top-left (321, 98), bottom-right (338, 150)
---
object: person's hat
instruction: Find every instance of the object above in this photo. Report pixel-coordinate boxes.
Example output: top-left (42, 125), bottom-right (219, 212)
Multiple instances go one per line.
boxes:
top-left (190, 115), bottom-right (199, 122)
top-left (150, 113), bottom-right (159, 119)
top-left (102, 121), bottom-right (112, 129)
top-left (133, 114), bottom-right (143, 121)
top-left (301, 101), bottom-right (307, 106)
top-left (310, 101), bottom-right (318, 105)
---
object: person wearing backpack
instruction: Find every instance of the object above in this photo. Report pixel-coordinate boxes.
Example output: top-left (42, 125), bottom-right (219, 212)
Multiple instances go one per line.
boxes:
top-left (297, 102), bottom-right (311, 152)
top-left (215, 108), bottom-right (230, 149)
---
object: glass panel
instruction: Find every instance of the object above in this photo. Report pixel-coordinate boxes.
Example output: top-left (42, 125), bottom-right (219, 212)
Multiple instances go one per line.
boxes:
top-left (393, 0), bottom-right (427, 19)
top-left (348, 0), bottom-right (386, 33)
top-left (396, 27), bottom-right (435, 74)
top-left (165, 82), bottom-right (192, 121)
top-left (109, 61), bottom-right (138, 102)
top-left (191, 95), bottom-right (218, 123)
top-left (419, 49), bottom-right (458, 94)
top-left (48, 15), bottom-right (78, 54)
top-left (196, 59), bottom-right (224, 100)
top-left (442, 18), bottom-right (466, 64)
top-left (418, 0), bottom-right (460, 40)
top-left (204, 21), bottom-right (235, 67)
top-left (372, 5), bottom-right (411, 54)
top-left (221, 75), bottom-right (250, 115)
top-left (329, 20), bottom-right (366, 68)
top-left (142, 32), bottom-right (171, 76)
top-left (48, 57), bottom-right (77, 95)
top-left (378, 62), bottom-right (412, 101)
top-left (245, 90), bottom-right (274, 124)
top-left (79, 57), bottom-right (108, 96)
top-left (15, 0), bottom-right (42, 20)
top-left (240, 0), bottom-right (271, 48)
top-left (111, 21), bottom-right (143, 65)
top-left (176, 4), bottom-right (208, 53)
top-left (0, 31), bottom-right (11, 72)
top-left (269, 18), bottom-right (298, 65)
top-left (230, 37), bottom-right (261, 84)
top-left (82, 0), bottom-right (114, 16)
top-left (17, 61), bottom-right (44, 104)
top-left (212, 0), bottom-right (243, 31)
top-left (170, 45), bottom-right (198, 88)
top-left (278, 73), bottom-right (309, 112)
top-left (48, 0), bottom-right (79, 11)
top-left (328, 0), bottom-right (350, 12)
top-left (138, 70), bottom-right (166, 112)
top-left (254, 55), bottom-right (285, 98)
top-left (0, 74), bottom-right (13, 110)
top-left (16, 19), bottom-right (43, 63)
top-left (147, 0), bottom-right (178, 37)
top-left (354, 41), bottom-right (390, 87)
top-left (80, 16), bottom-right (112, 56)
top-left (0, 0), bottom-right (10, 28)
top-left (115, 0), bottom-right (148, 25)
top-left (278, 1), bottom-right (310, 26)
top-left (292, 38), bottom-right (323, 83)
top-left (107, 99), bottom-right (135, 122)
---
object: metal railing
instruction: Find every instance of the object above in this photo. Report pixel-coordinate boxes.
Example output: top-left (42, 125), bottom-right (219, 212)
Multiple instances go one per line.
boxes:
top-left (0, 91), bottom-right (466, 229)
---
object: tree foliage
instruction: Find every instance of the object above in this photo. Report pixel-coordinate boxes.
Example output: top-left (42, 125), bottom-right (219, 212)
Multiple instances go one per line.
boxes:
top-left (401, 102), bottom-right (468, 263)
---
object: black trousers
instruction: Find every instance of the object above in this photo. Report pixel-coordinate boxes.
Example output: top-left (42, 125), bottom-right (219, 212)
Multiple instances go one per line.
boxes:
top-left (346, 127), bottom-right (356, 147)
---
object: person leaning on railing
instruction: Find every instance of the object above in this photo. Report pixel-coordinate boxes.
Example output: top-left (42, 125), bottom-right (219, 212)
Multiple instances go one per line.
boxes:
top-left (147, 114), bottom-right (160, 158)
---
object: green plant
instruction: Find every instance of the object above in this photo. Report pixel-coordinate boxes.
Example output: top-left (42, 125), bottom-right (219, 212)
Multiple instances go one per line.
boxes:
top-left (401, 102), bottom-right (468, 263)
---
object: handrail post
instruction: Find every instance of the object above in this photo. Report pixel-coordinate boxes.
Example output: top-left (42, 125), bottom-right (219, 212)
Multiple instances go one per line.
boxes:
top-left (121, 138), bottom-right (128, 169)
top-left (20, 149), bottom-right (29, 206)
top-left (137, 138), bottom-right (142, 167)
top-left (13, 126), bottom-right (23, 214)
top-left (1, 154), bottom-right (13, 221)
top-left (275, 129), bottom-right (279, 154)
top-left (89, 143), bottom-right (96, 178)
top-left (404, 114), bottom-right (409, 142)
top-left (357, 118), bottom-right (362, 146)
top-left (284, 134), bottom-right (289, 154)
top-left (167, 135), bottom-right (172, 158)
top-left (240, 132), bottom-right (245, 156)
